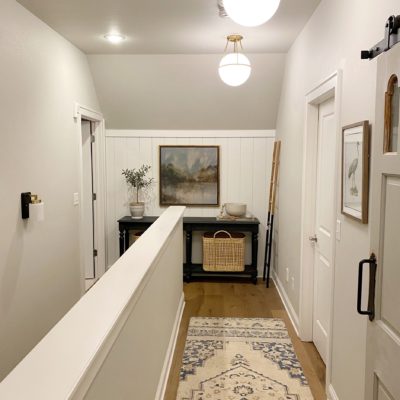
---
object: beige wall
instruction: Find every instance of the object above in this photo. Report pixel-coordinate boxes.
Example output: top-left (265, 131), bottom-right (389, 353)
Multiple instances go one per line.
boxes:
top-left (275, 0), bottom-right (399, 399)
top-left (0, 0), bottom-right (100, 380)
top-left (88, 54), bottom-right (286, 130)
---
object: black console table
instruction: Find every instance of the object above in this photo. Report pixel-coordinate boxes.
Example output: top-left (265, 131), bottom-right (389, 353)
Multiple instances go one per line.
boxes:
top-left (118, 216), bottom-right (260, 284)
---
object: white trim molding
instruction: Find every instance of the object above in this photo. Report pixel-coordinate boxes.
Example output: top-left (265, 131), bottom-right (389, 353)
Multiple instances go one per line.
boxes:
top-left (327, 384), bottom-right (340, 400)
top-left (271, 271), bottom-right (300, 336)
top-left (155, 295), bottom-right (185, 400)
top-left (74, 103), bottom-right (103, 121)
top-left (299, 70), bottom-right (342, 391)
top-left (106, 129), bottom-right (276, 138)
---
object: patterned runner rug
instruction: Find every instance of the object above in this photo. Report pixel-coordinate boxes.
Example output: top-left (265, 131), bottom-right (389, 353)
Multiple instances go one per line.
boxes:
top-left (176, 317), bottom-right (314, 400)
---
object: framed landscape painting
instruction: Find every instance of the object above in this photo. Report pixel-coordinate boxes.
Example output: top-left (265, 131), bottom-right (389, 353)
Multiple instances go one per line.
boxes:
top-left (159, 145), bottom-right (220, 206)
top-left (341, 121), bottom-right (370, 223)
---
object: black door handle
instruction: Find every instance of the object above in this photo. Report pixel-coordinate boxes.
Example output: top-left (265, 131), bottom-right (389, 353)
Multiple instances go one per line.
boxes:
top-left (357, 253), bottom-right (377, 321)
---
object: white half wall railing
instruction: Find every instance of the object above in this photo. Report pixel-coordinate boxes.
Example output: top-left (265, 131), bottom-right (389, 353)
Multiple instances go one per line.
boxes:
top-left (0, 206), bottom-right (186, 400)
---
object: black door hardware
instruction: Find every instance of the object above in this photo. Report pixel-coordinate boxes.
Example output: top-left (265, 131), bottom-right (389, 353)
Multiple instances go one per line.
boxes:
top-left (357, 253), bottom-right (377, 321)
top-left (361, 15), bottom-right (400, 60)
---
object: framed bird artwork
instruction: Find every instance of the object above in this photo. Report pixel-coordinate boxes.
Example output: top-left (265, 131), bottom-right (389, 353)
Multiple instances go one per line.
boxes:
top-left (341, 121), bottom-right (370, 223)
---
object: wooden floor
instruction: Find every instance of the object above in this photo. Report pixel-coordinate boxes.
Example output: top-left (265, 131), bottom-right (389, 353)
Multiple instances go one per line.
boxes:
top-left (164, 280), bottom-right (326, 400)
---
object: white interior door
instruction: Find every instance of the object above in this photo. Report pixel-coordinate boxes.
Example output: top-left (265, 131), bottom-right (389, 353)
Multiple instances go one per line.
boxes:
top-left (81, 120), bottom-right (97, 284)
top-left (312, 97), bottom-right (336, 364)
top-left (364, 44), bottom-right (400, 400)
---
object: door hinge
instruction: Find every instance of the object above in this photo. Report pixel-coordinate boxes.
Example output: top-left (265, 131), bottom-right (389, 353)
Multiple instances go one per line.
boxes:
top-left (90, 134), bottom-right (95, 143)
top-left (93, 249), bottom-right (98, 257)
top-left (92, 193), bottom-right (97, 201)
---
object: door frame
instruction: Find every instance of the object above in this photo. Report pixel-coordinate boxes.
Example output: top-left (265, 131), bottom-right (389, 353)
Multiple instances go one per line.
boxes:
top-left (299, 71), bottom-right (342, 388)
top-left (74, 103), bottom-right (107, 294)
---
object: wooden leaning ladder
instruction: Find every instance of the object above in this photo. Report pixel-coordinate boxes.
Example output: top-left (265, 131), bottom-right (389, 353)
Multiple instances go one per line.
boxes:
top-left (263, 140), bottom-right (281, 287)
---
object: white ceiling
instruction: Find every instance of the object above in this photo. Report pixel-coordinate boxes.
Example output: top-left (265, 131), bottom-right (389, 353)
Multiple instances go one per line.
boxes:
top-left (17, 0), bottom-right (321, 54)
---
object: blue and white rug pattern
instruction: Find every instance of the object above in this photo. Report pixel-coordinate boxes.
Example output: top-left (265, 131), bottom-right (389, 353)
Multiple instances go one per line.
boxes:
top-left (176, 317), bottom-right (313, 400)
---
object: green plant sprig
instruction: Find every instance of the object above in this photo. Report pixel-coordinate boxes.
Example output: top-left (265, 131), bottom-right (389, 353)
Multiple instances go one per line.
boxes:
top-left (122, 165), bottom-right (154, 203)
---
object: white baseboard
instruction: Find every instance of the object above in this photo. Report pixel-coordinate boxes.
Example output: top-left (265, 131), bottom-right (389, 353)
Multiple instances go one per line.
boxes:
top-left (271, 270), bottom-right (300, 336)
top-left (327, 384), bottom-right (339, 400)
top-left (155, 293), bottom-right (185, 400)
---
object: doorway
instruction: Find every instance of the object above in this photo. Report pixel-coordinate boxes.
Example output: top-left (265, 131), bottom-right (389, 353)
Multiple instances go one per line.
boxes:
top-left (299, 71), bottom-right (342, 390)
top-left (81, 119), bottom-right (97, 290)
top-left (312, 97), bottom-right (336, 363)
top-left (75, 103), bottom-right (107, 293)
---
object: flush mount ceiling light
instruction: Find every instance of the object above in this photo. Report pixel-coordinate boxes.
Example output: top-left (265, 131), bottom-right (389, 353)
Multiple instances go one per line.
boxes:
top-left (223, 0), bottom-right (281, 27)
top-left (104, 33), bottom-right (126, 44)
top-left (219, 34), bottom-right (251, 87)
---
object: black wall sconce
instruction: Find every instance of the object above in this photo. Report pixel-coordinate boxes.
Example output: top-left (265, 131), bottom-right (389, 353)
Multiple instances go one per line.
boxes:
top-left (361, 15), bottom-right (400, 60)
top-left (21, 192), bottom-right (43, 219)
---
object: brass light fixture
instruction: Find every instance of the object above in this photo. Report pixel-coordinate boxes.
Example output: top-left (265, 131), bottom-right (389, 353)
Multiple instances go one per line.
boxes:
top-left (21, 192), bottom-right (44, 221)
top-left (219, 34), bottom-right (251, 87)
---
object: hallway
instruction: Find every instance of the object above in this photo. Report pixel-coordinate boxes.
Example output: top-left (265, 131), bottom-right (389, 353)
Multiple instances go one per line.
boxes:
top-left (165, 281), bottom-right (326, 400)
top-left (2, 1), bottom-right (400, 398)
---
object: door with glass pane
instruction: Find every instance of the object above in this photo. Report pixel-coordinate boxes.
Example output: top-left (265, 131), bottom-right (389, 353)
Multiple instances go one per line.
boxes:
top-left (364, 43), bottom-right (400, 400)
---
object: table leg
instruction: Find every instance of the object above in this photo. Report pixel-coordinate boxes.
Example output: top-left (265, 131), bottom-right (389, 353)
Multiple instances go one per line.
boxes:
top-left (124, 228), bottom-right (129, 254)
top-left (265, 215), bottom-right (275, 288)
top-left (185, 230), bottom-right (193, 282)
top-left (119, 226), bottom-right (125, 256)
top-left (251, 231), bottom-right (259, 284)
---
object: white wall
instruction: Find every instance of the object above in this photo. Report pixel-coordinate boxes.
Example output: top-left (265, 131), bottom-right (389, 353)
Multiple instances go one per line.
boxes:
top-left (105, 130), bottom-right (275, 276)
top-left (0, 0), bottom-right (100, 380)
top-left (274, 0), bottom-right (400, 399)
top-left (84, 208), bottom-right (184, 400)
top-left (87, 54), bottom-right (286, 130)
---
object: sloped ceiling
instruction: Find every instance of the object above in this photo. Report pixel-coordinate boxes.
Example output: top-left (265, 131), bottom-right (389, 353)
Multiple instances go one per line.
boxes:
top-left (88, 53), bottom-right (286, 129)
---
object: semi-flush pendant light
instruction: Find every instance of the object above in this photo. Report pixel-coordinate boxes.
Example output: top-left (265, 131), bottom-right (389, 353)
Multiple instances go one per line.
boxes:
top-left (223, 0), bottom-right (281, 27)
top-left (219, 34), bottom-right (251, 87)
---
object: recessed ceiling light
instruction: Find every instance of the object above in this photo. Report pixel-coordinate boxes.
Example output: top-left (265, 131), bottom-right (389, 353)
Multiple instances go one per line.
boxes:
top-left (104, 34), bottom-right (126, 44)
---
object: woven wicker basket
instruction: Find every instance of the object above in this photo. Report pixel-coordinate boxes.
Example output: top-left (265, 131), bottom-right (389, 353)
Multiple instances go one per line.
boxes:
top-left (203, 230), bottom-right (245, 272)
top-left (130, 231), bottom-right (144, 245)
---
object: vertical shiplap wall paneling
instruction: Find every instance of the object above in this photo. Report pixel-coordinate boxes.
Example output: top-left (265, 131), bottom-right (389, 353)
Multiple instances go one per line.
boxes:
top-left (253, 138), bottom-right (271, 276)
top-left (219, 138), bottom-right (229, 218)
top-left (105, 130), bottom-right (275, 275)
top-left (240, 138), bottom-right (254, 209)
top-left (105, 137), bottom-right (116, 264)
top-left (108, 136), bottom-right (144, 263)
top-left (138, 137), bottom-right (153, 213)
top-left (151, 137), bottom-right (163, 216)
top-left (227, 138), bottom-right (241, 202)
top-left (240, 138), bottom-right (256, 265)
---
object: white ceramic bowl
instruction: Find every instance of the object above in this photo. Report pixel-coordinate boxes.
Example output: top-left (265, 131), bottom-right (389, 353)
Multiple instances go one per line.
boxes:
top-left (225, 203), bottom-right (247, 217)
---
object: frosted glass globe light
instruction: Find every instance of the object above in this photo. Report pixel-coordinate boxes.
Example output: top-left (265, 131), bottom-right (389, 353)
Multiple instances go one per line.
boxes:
top-left (223, 0), bottom-right (281, 27)
top-left (219, 52), bottom-right (251, 87)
